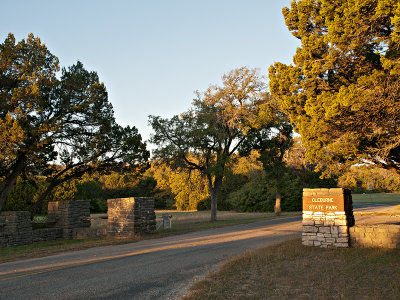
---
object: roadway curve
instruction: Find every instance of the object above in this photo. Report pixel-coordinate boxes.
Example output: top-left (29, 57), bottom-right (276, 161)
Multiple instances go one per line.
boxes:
top-left (0, 216), bottom-right (301, 300)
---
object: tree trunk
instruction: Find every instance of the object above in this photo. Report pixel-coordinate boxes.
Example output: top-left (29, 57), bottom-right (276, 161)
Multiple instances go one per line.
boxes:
top-left (274, 187), bottom-right (281, 216)
top-left (207, 175), bottom-right (223, 222)
top-left (30, 181), bottom-right (57, 219)
top-left (0, 153), bottom-right (26, 211)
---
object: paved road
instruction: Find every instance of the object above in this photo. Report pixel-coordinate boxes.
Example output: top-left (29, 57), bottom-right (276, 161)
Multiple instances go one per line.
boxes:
top-left (353, 202), bottom-right (398, 210)
top-left (0, 216), bottom-right (301, 300)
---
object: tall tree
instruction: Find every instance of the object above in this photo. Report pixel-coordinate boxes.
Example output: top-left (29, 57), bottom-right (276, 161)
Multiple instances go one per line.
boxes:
top-left (269, 0), bottom-right (400, 175)
top-left (149, 67), bottom-right (266, 221)
top-left (240, 95), bottom-right (294, 215)
top-left (0, 33), bottom-right (149, 213)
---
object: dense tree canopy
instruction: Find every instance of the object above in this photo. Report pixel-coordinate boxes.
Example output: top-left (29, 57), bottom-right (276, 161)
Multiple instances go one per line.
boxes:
top-left (269, 0), bottom-right (400, 175)
top-left (149, 67), bottom-right (267, 221)
top-left (239, 95), bottom-right (294, 215)
top-left (0, 33), bottom-right (149, 213)
top-left (149, 161), bottom-right (209, 211)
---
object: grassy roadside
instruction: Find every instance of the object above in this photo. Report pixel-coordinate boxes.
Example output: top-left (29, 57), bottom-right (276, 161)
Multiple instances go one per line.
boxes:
top-left (0, 211), bottom-right (299, 263)
top-left (352, 193), bottom-right (400, 204)
top-left (183, 238), bottom-right (400, 300)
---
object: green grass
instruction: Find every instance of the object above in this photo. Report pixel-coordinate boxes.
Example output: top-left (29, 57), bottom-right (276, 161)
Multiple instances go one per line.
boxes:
top-left (183, 238), bottom-right (400, 300)
top-left (352, 193), bottom-right (400, 204)
top-left (0, 211), bottom-right (299, 263)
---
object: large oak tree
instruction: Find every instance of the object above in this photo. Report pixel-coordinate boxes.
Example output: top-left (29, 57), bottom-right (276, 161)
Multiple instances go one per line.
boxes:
top-left (0, 33), bottom-right (149, 213)
top-left (269, 0), bottom-right (400, 174)
top-left (149, 67), bottom-right (267, 221)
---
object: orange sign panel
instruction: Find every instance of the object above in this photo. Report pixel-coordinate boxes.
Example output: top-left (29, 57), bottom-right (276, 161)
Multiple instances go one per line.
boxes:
top-left (302, 195), bottom-right (345, 212)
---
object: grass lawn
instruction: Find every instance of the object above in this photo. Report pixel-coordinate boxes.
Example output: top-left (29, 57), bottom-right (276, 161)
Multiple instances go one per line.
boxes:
top-left (183, 238), bottom-right (400, 300)
top-left (0, 211), bottom-right (299, 263)
top-left (352, 193), bottom-right (400, 204)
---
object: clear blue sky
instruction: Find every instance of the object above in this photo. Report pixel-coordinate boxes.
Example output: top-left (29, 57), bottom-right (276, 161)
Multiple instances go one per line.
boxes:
top-left (0, 0), bottom-right (299, 145)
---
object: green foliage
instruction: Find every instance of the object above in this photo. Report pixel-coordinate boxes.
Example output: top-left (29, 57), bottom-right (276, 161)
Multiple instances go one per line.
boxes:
top-left (338, 165), bottom-right (400, 193)
top-left (227, 169), bottom-right (303, 213)
top-left (227, 170), bottom-right (272, 212)
top-left (149, 67), bottom-right (269, 220)
top-left (3, 179), bottom-right (37, 211)
top-left (53, 180), bottom-right (78, 202)
top-left (0, 33), bottom-right (149, 213)
top-left (148, 162), bottom-right (209, 210)
top-left (270, 0), bottom-right (400, 175)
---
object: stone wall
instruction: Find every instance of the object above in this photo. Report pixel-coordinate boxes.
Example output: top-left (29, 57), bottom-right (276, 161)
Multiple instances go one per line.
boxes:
top-left (48, 200), bottom-right (91, 238)
top-left (0, 200), bottom-right (91, 248)
top-left (0, 211), bottom-right (32, 247)
top-left (107, 197), bottom-right (156, 236)
top-left (32, 228), bottom-right (63, 243)
top-left (350, 224), bottom-right (400, 249)
top-left (302, 188), bottom-right (355, 248)
top-left (1, 198), bottom-right (157, 248)
top-left (71, 227), bottom-right (107, 239)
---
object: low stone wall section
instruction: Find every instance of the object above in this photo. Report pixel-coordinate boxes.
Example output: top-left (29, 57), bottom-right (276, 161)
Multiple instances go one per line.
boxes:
top-left (48, 200), bottom-right (91, 238)
top-left (32, 228), bottom-right (63, 243)
top-left (72, 227), bottom-right (107, 239)
top-left (350, 224), bottom-right (400, 249)
top-left (0, 211), bottom-right (32, 247)
top-left (1, 201), bottom-right (91, 248)
top-left (107, 197), bottom-right (156, 236)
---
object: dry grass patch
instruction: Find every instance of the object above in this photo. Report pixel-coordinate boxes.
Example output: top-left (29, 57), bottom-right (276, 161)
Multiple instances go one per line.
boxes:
top-left (183, 238), bottom-right (400, 300)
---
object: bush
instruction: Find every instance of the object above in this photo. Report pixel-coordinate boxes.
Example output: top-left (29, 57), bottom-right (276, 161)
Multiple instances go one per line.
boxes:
top-left (227, 170), bottom-right (303, 212)
top-left (3, 179), bottom-right (37, 211)
top-left (227, 170), bottom-right (274, 212)
top-left (196, 197), bottom-right (210, 211)
top-left (89, 198), bottom-right (108, 213)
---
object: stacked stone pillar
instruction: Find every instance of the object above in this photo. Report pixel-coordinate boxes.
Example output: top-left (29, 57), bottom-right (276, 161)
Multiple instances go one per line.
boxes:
top-left (302, 188), bottom-right (354, 248)
top-left (107, 197), bottom-right (156, 236)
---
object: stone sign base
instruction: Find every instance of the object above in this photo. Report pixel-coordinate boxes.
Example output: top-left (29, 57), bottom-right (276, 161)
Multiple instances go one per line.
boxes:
top-left (302, 188), bottom-right (354, 248)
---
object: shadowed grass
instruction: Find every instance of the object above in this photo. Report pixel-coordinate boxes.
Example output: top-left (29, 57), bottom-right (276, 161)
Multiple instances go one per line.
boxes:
top-left (183, 238), bottom-right (400, 300)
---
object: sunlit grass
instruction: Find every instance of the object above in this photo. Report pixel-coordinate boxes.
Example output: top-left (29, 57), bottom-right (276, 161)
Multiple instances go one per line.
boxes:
top-left (183, 238), bottom-right (400, 300)
top-left (352, 193), bottom-right (400, 204)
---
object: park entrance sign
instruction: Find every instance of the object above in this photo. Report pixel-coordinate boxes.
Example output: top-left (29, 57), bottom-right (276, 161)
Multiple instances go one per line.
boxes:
top-left (303, 195), bottom-right (346, 212)
top-left (302, 188), bottom-right (354, 248)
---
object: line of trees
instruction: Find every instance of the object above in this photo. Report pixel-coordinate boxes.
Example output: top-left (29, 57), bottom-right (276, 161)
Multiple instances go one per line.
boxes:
top-left (2, 1), bottom-right (400, 220)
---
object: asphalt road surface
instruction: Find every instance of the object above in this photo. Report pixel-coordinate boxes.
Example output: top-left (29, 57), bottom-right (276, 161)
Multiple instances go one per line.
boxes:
top-left (0, 216), bottom-right (301, 300)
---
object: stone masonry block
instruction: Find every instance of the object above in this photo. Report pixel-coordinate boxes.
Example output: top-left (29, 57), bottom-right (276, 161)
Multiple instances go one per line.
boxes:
top-left (302, 240), bottom-right (314, 246)
top-left (302, 220), bottom-right (315, 226)
top-left (336, 237), bottom-right (349, 243)
top-left (303, 226), bottom-right (318, 233)
top-left (319, 227), bottom-right (331, 234)
top-left (314, 240), bottom-right (322, 246)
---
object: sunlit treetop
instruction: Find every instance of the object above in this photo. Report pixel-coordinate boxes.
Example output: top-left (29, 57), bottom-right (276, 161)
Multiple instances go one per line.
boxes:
top-left (269, 0), bottom-right (400, 175)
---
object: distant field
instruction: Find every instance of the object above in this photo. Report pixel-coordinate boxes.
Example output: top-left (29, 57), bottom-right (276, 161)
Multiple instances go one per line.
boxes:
top-left (352, 193), bottom-right (400, 204)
